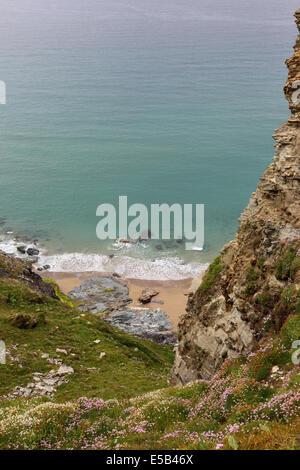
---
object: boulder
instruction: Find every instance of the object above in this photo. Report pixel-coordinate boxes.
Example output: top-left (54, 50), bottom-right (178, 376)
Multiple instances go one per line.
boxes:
top-left (138, 289), bottom-right (159, 304)
top-left (56, 365), bottom-right (74, 376)
top-left (56, 348), bottom-right (68, 355)
top-left (27, 247), bottom-right (39, 256)
top-left (37, 265), bottom-right (50, 271)
top-left (9, 314), bottom-right (37, 329)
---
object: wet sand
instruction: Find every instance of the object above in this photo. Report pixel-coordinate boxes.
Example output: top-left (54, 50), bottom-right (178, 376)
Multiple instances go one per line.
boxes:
top-left (42, 271), bottom-right (205, 329)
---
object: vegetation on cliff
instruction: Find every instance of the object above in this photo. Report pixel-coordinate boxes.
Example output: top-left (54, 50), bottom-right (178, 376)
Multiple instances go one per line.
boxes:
top-left (171, 9), bottom-right (300, 387)
top-left (0, 334), bottom-right (298, 450)
top-left (0, 251), bottom-right (174, 402)
top-left (0, 246), bottom-right (299, 450)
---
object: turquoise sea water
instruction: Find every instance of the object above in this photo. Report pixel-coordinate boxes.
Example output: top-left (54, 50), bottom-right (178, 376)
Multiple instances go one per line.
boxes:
top-left (0, 0), bottom-right (299, 278)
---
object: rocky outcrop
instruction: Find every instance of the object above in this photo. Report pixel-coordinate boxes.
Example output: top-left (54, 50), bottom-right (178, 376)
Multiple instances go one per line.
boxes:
top-left (105, 307), bottom-right (175, 345)
top-left (69, 277), bottom-right (177, 345)
top-left (0, 250), bottom-right (57, 299)
top-left (69, 277), bottom-right (132, 313)
top-left (170, 10), bottom-right (300, 385)
top-left (4, 365), bottom-right (74, 399)
top-left (138, 289), bottom-right (159, 304)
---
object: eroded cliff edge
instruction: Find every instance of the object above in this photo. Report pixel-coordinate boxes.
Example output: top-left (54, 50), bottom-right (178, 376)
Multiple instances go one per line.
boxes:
top-left (170, 10), bottom-right (300, 385)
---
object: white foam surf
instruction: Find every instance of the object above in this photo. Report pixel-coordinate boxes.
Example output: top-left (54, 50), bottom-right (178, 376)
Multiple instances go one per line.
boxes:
top-left (0, 235), bottom-right (208, 281)
top-left (38, 252), bottom-right (208, 280)
top-left (0, 236), bottom-right (42, 259)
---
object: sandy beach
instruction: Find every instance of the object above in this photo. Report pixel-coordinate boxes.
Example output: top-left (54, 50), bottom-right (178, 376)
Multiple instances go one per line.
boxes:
top-left (41, 271), bottom-right (205, 329)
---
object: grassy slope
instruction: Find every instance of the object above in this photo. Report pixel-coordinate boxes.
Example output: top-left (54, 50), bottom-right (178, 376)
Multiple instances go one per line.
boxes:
top-left (0, 251), bottom-right (299, 450)
top-left (0, 256), bottom-right (174, 402)
top-left (0, 336), bottom-right (299, 450)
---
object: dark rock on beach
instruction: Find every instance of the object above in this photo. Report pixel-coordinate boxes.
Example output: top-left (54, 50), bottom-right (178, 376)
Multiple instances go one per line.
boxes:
top-left (105, 307), bottom-right (171, 332)
top-left (141, 331), bottom-right (177, 346)
top-left (37, 265), bottom-right (50, 272)
top-left (138, 289), bottom-right (159, 304)
top-left (69, 277), bottom-right (132, 313)
top-left (69, 276), bottom-right (176, 345)
top-left (105, 308), bottom-right (177, 345)
top-left (27, 247), bottom-right (39, 256)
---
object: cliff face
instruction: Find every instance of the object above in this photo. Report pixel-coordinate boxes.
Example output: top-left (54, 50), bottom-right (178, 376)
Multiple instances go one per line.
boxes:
top-left (0, 251), bottom-right (58, 299)
top-left (171, 10), bottom-right (300, 385)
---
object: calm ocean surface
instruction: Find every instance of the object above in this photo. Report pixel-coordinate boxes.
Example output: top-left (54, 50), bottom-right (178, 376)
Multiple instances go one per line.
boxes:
top-left (0, 0), bottom-right (299, 278)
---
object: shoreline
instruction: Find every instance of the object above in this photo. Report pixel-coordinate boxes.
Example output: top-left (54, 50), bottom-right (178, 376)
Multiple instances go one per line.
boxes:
top-left (0, 233), bottom-right (208, 281)
top-left (41, 271), bottom-right (205, 329)
top-left (0, 231), bottom-right (207, 329)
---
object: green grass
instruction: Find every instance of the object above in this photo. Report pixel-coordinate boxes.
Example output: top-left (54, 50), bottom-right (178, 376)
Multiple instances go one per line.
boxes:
top-left (246, 267), bottom-right (260, 282)
top-left (0, 276), bottom-right (174, 401)
top-left (275, 247), bottom-right (298, 281)
top-left (0, 250), bottom-right (299, 450)
top-left (0, 338), bottom-right (298, 450)
top-left (242, 245), bottom-right (300, 335)
top-left (42, 278), bottom-right (77, 307)
top-left (257, 258), bottom-right (266, 269)
top-left (254, 292), bottom-right (273, 313)
top-left (281, 314), bottom-right (300, 348)
top-left (247, 342), bottom-right (291, 381)
top-left (244, 281), bottom-right (257, 296)
top-left (197, 256), bottom-right (223, 295)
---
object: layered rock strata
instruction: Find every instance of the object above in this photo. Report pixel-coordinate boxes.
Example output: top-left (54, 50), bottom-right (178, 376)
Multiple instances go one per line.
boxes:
top-left (171, 10), bottom-right (300, 384)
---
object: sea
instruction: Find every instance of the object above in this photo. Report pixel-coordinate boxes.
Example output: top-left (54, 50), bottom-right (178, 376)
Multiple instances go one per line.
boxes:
top-left (0, 0), bottom-right (299, 279)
